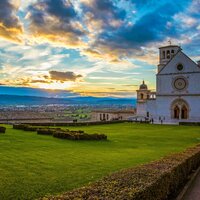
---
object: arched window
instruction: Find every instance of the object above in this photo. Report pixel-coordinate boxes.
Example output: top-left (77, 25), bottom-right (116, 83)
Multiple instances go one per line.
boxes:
top-left (167, 50), bottom-right (170, 59)
top-left (147, 95), bottom-right (150, 99)
top-left (141, 93), bottom-right (144, 99)
top-left (174, 106), bottom-right (180, 119)
top-left (162, 51), bottom-right (166, 59)
top-left (171, 50), bottom-right (174, 54)
top-left (181, 106), bottom-right (188, 119)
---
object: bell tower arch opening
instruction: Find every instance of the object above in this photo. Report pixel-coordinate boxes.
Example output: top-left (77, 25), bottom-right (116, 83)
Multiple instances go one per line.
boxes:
top-left (162, 51), bottom-right (166, 59)
top-left (166, 50), bottom-right (170, 59)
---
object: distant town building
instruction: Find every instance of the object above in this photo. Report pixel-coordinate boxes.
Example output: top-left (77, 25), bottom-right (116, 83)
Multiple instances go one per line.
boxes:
top-left (92, 110), bottom-right (136, 121)
top-left (137, 44), bottom-right (200, 124)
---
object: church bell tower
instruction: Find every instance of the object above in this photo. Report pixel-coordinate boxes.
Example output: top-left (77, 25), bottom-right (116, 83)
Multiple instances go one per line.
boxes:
top-left (136, 81), bottom-right (151, 117)
top-left (158, 44), bottom-right (181, 72)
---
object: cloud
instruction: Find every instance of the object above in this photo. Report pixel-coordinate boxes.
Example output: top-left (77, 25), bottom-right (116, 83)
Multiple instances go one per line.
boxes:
top-left (79, 0), bottom-right (194, 64)
top-left (81, 47), bottom-right (134, 65)
top-left (90, 3), bottom-right (181, 51)
top-left (30, 79), bottom-right (52, 84)
top-left (81, 0), bottom-right (126, 31)
top-left (189, 0), bottom-right (200, 15)
top-left (0, 0), bottom-right (200, 97)
top-left (48, 71), bottom-right (83, 82)
top-left (26, 0), bottom-right (86, 48)
top-left (0, 0), bottom-right (23, 43)
top-left (2, 0), bottom-right (196, 66)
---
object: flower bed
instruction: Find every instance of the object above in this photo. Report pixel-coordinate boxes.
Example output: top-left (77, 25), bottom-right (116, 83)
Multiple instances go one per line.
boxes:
top-left (42, 145), bottom-right (200, 200)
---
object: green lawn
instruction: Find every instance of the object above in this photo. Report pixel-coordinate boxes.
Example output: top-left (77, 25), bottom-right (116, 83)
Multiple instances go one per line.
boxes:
top-left (0, 123), bottom-right (200, 200)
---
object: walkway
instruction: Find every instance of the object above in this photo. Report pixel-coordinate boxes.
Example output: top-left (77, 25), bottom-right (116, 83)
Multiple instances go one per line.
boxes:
top-left (181, 168), bottom-right (200, 200)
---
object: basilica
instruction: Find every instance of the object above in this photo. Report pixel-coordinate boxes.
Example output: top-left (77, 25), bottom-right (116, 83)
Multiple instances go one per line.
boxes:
top-left (136, 44), bottom-right (200, 124)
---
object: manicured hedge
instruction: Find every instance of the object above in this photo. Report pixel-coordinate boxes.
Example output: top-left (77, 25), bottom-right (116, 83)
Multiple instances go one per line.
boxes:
top-left (24, 120), bottom-right (129, 127)
top-left (23, 126), bottom-right (39, 131)
top-left (13, 124), bottom-right (40, 131)
top-left (53, 131), bottom-right (107, 141)
top-left (0, 126), bottom-right (6, 133)
top-left (37, 128), bottom-right (62, 135)
top-left (13, 124), bottom-right (107, 141)
top-left (179, 122), bottom-right (200, 126)
top-left (13, 124), bottom-right (27, 130)
top-left (41, 145), bottom-right (200, 200)
top-left (37, 128), bottom-right (107, 140)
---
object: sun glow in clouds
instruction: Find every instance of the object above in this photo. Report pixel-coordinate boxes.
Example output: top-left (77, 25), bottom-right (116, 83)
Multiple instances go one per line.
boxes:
top-left (33, 81), bottom-right (73, 90)
top-left (0, 0), bottom-right (199, 97)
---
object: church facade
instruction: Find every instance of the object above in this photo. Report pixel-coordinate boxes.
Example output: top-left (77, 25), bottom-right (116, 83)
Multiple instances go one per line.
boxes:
top-left (136, 45), bottom-right (200, 124)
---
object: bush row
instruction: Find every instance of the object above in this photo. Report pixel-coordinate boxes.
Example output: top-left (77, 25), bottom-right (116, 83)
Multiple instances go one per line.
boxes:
top-left (13, 124), bottom-right (38, 131)
top-left (37, 128), bottom-right (107, 141)
top-left (23, 120), bottom-right (129, 127)
top-left (179, 122), bottom-right (200, 126)
top-left (13, 124), bottom-right (64, 133)
top-left (0, 126), bottom-right (6, 133)
top-left (37, 128), bottom-right (62, 135)
top-left (12, 124), bottom-right (107, 141)
top-left (53, 131), bottom-right (107, 140)
top-left (42, 145), bottom-right (200, 200)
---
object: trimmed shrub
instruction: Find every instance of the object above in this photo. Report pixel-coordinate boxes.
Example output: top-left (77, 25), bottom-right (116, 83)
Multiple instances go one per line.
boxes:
top-left (53, 131), bottom-right (73, 139)
top-left (41, 145), bottom-right (200, 200)
top-left (23, 126), bottom-right (38, 131)
top-left (37, 129), bottom-right (54, 135)
top-left (37, 128), bottom-right (62, 135)
top-left (52, 130), bottom-right (107, 141)
top-left (23, 120), bottom-right (129, 127)
top-left (179, 122), bottom-right (200, 126)
top-left (0, 126), bottom-right (6, 133)
top-left (13, 124), bottom-right (107, 141)
top-left (13, 124), bottom-right (27, 130)
top-left (13, 124), bottom-right (40, 132)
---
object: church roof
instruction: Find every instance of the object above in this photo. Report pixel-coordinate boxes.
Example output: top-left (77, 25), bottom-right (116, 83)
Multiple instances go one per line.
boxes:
top-left (159, 45), bottom-right (180, 49)
top-left (157, 49), bottom-right (200, 75)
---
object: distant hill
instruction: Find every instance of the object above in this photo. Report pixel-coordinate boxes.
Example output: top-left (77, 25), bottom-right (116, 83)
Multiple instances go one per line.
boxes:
top-left (0, 95), bottom-right (136, 107)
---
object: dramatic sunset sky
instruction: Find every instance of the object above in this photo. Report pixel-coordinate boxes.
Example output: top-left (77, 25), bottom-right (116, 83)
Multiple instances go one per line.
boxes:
top-left (0, 0), bottom-right (199, 97)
